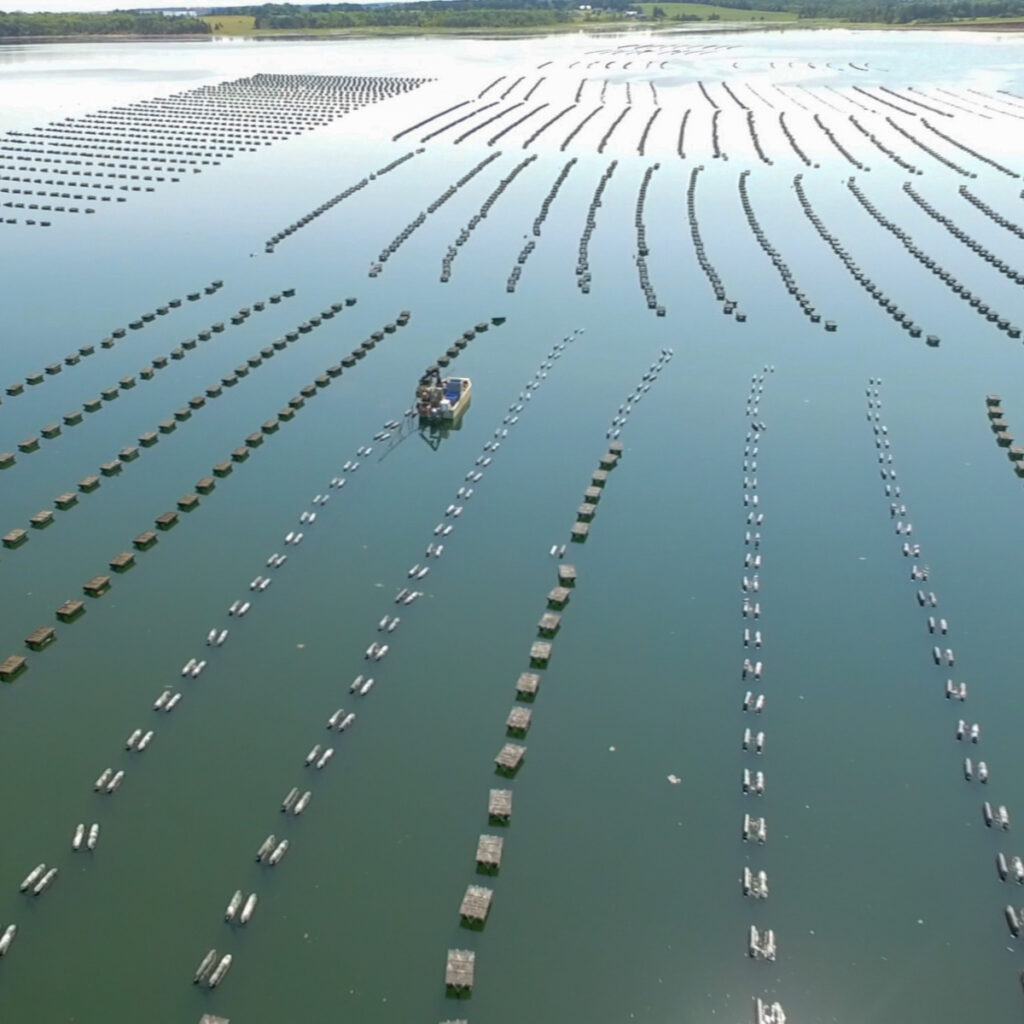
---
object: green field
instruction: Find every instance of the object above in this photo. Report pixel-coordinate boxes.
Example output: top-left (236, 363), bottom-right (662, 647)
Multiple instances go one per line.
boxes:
top-left (636, 2), bottom-right (796, 20)
top-left (201, 14), bottom-right (256, 33)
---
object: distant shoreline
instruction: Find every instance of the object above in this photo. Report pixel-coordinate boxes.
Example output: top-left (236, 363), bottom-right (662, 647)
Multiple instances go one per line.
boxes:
top-left (909, 18), bottom-right (1024, 30)
top-left (1, 18), bottom-right (1022, 45)
top-left (0, 33), bottom-right (211, 42)
top-left (220, 18), bottom-right (1024, 37)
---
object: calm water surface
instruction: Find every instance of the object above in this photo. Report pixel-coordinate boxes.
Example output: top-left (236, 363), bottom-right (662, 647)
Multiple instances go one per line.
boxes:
top-left (1, 27), bottom-right (1024, 1024)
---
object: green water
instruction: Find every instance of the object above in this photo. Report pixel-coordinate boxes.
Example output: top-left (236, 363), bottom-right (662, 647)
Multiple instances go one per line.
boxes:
top-left (2, 28), bottom-right (1024, 1024)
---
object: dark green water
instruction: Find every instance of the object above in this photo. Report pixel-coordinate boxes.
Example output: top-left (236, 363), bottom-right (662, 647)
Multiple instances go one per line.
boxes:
top-left (2, 29), bottom-right (1024, 1024)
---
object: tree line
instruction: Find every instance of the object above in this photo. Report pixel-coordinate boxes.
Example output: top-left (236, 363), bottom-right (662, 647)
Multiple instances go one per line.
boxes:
top-left (252, 7), bottom-right (572, 29)
top-left (1, 0), bottom-right (1020, 38)
top-left (238, 0), bottom-right (1024, 26)
top-left (234, 0), bottom-right (602, 29)
top-left (796, 0), bottom-right (1024, 20)
top-left (642, 0), bottom-right (1024, 19)
top-left (0, 11), bottom-right (211, 36)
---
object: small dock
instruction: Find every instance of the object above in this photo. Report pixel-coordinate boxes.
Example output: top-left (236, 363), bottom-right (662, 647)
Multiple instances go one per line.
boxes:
top-left (155, 511), bottom-right (179, 530)
top-left (25, 626), bottom-right (56, 651)
top-left (109, 551), bottom-right (135, 571)
top-left (3, 528), bottom-right (28, 548)
top-left (557, 564), bottom-right (577, 586)
top-left (475, 834), bottom-right (504, 873)
top-left (538, 612), bottom-right (561, 636)
top-left (516, 672), bottom-right (540, 701)
top-left (445, 949), bottom-right (475, 995)
top-left (547, 586), bottom-right (570, 609)
top-left (506, 707), bottom-right (532, 737)
top-left (529, 641), bottom-right (551, 666)
top-left (459, 884), bottom-right (493, 928)
top-left (133, 531), bottom-right (158, 550)
top-left (488, 788), bottom-right (512, 824)
top-left (494, 742), bottom-right (526, 776)
top-left (570, 522), bottom-right (590, 542)
top-left (83, 575), bottom-right (111, 597)
top-left (0, 655), bottom-right (27, 680)
top-left (56, 600), bottom-right (85, 622)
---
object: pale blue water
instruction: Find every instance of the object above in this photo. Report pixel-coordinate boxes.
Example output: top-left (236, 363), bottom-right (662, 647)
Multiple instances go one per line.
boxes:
top-left (0, 27), bottom-right (1024, 1024)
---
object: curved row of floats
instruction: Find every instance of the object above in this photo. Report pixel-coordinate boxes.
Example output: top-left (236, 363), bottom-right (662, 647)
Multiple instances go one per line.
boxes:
top-left (443, 343), bottom-right (672, 1007)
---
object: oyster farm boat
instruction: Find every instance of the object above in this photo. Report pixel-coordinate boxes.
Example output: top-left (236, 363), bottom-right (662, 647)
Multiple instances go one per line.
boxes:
top-left (417, 367), bottom-right (472, 423)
